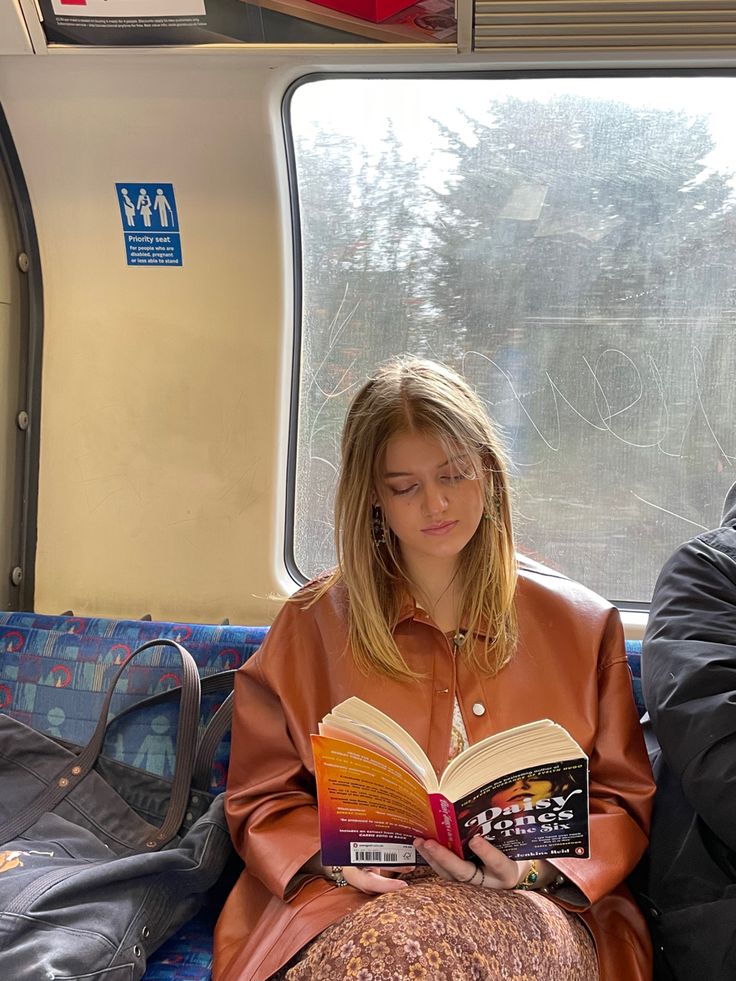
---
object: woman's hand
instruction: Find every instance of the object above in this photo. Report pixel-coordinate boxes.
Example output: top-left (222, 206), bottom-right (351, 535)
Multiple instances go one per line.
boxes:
top-left (339, 865), bottom-right (412, 894)
top-left (413, 835), bottom-right (553, 890)
top-left (301, 853), bottom-right (411, 893)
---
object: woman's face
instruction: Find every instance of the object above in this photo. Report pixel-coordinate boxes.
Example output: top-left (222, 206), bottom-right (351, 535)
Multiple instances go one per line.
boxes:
top-left (377, 431), bottom-right (486, 576)
top-left (491, 778), bottom-right (555, 811)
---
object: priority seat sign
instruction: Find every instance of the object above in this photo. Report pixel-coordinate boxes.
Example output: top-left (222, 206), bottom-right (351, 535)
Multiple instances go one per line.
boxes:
top-left (115, 182), bottom-right (182, 266)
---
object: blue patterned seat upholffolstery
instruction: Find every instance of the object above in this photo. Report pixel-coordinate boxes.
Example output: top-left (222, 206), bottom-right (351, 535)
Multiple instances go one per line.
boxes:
top-left (0, 612), bottom-right (644, 981)
top-left (0, 612), bottom-right (267, 981)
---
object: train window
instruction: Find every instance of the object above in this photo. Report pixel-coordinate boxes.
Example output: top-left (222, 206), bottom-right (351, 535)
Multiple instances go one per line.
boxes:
top-left (287, 75), bottom-right (736, 605)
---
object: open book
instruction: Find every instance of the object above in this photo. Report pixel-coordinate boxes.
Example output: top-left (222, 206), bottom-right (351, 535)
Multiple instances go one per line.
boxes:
top-left (312, 697), bottom-right (589, 866)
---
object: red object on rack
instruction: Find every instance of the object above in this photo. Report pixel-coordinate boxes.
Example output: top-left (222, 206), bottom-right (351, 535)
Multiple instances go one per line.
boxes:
top-left (308, 0), bottom-right (416, 23)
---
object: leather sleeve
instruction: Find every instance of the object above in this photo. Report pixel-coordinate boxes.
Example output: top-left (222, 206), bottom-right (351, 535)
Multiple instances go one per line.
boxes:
top-left (224, 619), bottom-right (322, 902)
top-left (643, 530), bottom-right (736, 851)
top-left (554, 611), bottom-right (654, 905)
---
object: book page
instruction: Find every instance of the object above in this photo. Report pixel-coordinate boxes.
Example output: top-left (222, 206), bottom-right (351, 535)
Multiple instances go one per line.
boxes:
top-left (439, 719), bottom-right (586, 800)
top-left (319, 719), bottom-right (428, 784)
top-left (324, 697), bottom-right (437, 789)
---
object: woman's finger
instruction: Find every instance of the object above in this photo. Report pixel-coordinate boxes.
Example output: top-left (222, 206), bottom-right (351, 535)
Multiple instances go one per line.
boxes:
top-left (413, 838), bottom-right (475, 882)
top-left (468, 836), bottom-right (521, 889)
top-left (342, 866), bottom-right (409, 894)
top-left (413, 837), bottom-right (524, 891)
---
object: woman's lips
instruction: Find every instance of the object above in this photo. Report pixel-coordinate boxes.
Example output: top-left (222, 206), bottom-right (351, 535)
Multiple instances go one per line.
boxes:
top-left (421, 521), bottom-right (458, 535)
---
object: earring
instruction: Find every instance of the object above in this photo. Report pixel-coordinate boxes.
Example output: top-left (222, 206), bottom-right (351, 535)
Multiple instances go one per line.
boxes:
top-left (371, 504), bottom-right (386, 546)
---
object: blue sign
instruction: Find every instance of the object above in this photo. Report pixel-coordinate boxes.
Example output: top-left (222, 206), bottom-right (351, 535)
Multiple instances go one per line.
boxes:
top-left (115, 182), bottom-right (182, 266)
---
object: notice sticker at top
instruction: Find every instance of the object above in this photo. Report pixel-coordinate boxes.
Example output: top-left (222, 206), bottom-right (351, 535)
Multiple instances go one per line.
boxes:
top-left (52, 1), bottom-right (205, 16)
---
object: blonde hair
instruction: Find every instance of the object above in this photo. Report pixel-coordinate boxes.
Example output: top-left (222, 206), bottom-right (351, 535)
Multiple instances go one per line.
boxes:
top-left (312, 356), bottom-right (517, 681)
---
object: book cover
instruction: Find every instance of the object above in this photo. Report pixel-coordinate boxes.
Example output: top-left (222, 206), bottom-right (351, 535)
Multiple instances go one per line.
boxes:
top-left (452, 757), bottom-right (589, 861)
top-left (312, 734), bottom-right (439, 866)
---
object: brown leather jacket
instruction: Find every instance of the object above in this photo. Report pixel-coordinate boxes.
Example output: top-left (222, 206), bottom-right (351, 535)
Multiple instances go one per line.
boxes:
top-left (214, 561), bottom-right (655, 981)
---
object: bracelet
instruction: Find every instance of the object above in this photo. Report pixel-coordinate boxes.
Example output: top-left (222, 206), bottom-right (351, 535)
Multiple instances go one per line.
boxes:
top-left (328, 866), bottom-right (349, 888)
top-left (515, 860), bottom-right (539, 890)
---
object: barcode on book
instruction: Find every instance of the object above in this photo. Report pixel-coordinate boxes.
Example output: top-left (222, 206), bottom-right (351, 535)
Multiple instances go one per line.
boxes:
top-left (350, 842), bottom-right (416, 864)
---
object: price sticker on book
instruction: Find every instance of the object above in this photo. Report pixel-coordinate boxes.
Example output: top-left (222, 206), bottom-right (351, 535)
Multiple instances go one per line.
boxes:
top-left (350, 843), bottom-right (416, 865)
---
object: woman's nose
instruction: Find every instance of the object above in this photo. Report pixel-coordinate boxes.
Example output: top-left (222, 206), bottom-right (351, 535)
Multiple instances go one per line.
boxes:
top-left (423, 484), bottom-right (448, 516)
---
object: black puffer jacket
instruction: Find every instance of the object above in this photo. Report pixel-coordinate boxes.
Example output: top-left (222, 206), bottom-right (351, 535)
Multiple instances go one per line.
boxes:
top-left (640, 481), bottom-right (736, 980)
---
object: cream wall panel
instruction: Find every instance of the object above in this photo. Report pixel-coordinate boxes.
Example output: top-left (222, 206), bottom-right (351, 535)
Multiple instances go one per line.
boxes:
top-left (0, 53), bottom-right (295, 624)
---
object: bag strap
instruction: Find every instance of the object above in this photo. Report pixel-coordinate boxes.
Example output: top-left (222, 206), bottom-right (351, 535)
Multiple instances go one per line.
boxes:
top-left (0, 639), bottom-right (201, 848)
top-left (106, 668), bottom-right (235, 728)
top-left (192, 690), bottom-right (233, 789)
top-left (105, 669), bottom-right (236, 791)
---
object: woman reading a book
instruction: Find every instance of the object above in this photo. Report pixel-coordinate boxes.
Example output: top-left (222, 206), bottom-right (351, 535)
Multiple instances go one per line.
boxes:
top-left (214, 356), bottom-right (655, 981)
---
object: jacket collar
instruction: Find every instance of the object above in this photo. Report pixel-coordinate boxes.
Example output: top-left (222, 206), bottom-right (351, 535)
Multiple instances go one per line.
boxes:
top-left (393, 588), bottom-right (491, 640)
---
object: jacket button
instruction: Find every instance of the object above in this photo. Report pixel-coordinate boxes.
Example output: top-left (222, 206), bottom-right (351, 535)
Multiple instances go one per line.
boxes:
top-left (472, 703), bottom-right (486, 716)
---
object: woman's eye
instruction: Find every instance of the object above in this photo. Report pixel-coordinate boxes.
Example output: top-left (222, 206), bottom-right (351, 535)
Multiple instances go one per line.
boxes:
top-left (442, 472), bottom-right (465, 484)
top-left (391, 484), bottom-right (417, 496)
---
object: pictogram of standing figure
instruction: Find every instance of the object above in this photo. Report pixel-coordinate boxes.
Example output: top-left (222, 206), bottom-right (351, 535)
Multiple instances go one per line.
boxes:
top-left (120, 187), bottom-right (136, 227)
top-left (137, 188), bottom-right (153, 228)
top-left (154, 188), bottom-right (174, 227)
